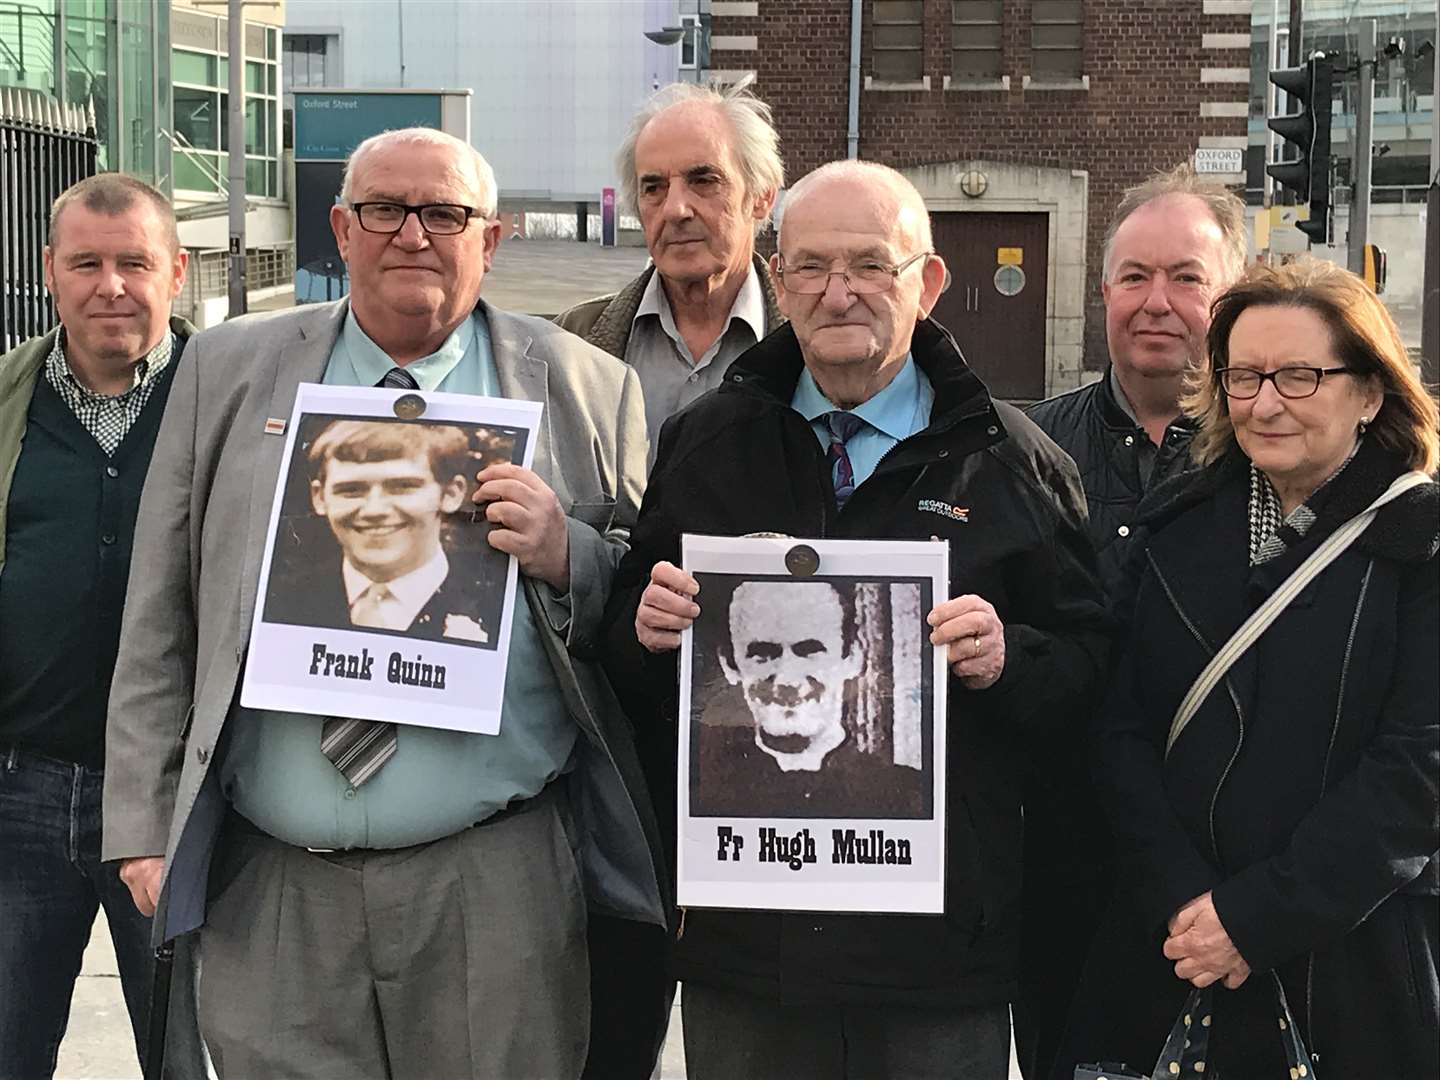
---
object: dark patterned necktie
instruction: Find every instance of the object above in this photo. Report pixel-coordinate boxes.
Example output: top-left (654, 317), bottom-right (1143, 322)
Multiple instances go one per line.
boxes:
top-left (318, 365), bottom-right (421, 786)
top-left (379, 366), bottom-right (420, 391)
top-left (824, 411), bottom-right (866, 510)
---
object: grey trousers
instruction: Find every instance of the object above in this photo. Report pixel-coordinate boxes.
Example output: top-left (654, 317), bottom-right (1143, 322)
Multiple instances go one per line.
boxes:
top-left (682, 981), bottom-right (1011, 1080)
top-left (197, 785), bottom-right (588, 1080)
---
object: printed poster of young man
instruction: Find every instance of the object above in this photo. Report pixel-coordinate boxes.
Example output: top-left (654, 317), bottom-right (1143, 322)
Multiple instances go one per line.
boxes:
top-left (240, 382), bottom-right (542, 735)
top-left (678, 535), bottom-right (949, 915)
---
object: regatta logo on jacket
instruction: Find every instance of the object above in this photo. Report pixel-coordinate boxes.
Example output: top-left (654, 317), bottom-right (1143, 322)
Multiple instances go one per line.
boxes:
top-left (918, 499), bottom-right (969, 523)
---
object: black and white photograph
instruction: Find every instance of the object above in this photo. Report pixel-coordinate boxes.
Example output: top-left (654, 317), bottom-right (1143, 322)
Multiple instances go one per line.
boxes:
top-left (678, 535), bottom-right (949, 915)
top-left (239, 383), bottom-right (542, 736)
top-left (688, 573), bottom-right (934, 820)
top-left (262, 413), bottom-right (523, 649)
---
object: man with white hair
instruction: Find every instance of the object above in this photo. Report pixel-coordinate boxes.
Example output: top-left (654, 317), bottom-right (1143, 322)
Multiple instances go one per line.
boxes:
top-left (1017, 165), bottom-right (1248, 1079)
top-left (101, 127), bottom-right (665, 1075)
top-left (604, 160), bottom-right (1108, 1079)
top-left (560, 75), bottom-right (786, 1079)
top-left (557, 77), bottom-right (786, 464)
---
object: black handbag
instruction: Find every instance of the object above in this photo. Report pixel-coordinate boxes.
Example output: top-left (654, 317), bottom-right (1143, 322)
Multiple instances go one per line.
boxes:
top-left (1074, 972), bottom-right (1319, 1080)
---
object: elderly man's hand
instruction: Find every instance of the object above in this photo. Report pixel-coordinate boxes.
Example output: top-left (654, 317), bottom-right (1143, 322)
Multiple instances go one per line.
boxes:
top-left (1164, 892), bottom-right (1250, 989)
top-left (474, 464), bottom-right (570, 591)
top-left (927, 594), bottom-right (1006, 690)
top-left (119, 856), bottom-right (165, 917)
top-left (636, 561), bottom-right (700, 653)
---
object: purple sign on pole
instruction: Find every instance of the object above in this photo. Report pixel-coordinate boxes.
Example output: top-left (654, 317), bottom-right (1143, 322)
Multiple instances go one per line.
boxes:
top-left (602, 187), bottom-right (617, 248)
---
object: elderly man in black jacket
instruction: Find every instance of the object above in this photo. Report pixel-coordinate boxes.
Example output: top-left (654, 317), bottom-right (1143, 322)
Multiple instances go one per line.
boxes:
top-left (1016, 164), bottom-right (1248, 1077)
top-left (604, 160), bottom-right (1109, 1080)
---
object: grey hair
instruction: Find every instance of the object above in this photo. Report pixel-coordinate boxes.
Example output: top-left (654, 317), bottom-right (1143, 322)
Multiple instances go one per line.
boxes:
top-left (1101, 163), bottom-right (1247, 285)
top-left (777, 160), bottom-right (933, 252)
top-left (49, 173), bottom-right (179, 253)
top-left (616, 73), bottom-right (784, 231)
top-left (340, 128), bottom-right (498, 218)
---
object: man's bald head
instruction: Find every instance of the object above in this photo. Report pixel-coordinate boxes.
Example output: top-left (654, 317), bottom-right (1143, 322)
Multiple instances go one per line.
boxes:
top-left (777, 160), bottom-right (933, 254)
top-left (769, 160), bottom-right (946, 408)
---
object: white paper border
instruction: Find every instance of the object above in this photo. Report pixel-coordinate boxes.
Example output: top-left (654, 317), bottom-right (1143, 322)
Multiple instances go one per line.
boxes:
top-left (238, 382), bottom-right (542, 735)
top-left (677, 534), bottom-right (950, 914)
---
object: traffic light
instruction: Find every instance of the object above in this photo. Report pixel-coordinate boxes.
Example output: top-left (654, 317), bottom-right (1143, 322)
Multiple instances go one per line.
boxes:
top-left (1267, 57), bottom-right (1333, 244)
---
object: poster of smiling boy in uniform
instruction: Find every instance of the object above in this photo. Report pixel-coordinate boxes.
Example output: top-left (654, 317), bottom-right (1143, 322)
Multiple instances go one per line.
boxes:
top-left (240, 382), bottom-right (541, 735)
top-left (679, 534), bottom-right (948, 915)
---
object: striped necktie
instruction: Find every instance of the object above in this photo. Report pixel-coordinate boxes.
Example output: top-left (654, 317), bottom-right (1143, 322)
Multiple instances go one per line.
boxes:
top-left (318, 365), bottom-right (422, 786)
top-left (824, 411), bottom-right (866, 510)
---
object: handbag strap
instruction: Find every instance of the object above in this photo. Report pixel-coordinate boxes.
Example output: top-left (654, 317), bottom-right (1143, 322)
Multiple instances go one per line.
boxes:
top-left (1148, 973), bottom-right (1317, 1079)
top-left (1166, 470), bottom-right (1431, 757)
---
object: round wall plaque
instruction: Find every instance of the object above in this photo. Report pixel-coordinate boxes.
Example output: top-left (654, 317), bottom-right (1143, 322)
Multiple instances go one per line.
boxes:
top-left (993, 264), bottom-right (1026, 297)
top-left (959, 170), bottom-right (988, 198)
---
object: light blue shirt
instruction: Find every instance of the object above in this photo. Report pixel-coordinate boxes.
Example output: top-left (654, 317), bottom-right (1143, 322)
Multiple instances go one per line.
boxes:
top-left (221, 309), bottom-right (578, 850)
top-left (791, 354), bottom-right (935, 490)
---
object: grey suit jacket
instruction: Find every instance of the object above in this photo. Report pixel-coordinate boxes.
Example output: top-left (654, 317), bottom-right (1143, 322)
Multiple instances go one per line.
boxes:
top-left (102, 297), bottom-right (667, 941)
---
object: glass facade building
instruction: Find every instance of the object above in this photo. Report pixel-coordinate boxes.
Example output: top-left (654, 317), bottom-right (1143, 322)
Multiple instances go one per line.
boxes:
top-left (170, 5), bottom-right (280, 199)
top-left (0, 0), bottom-right (171, 184)
top-left (1, 1), bottom-right (282, 201)
top-left (1250, 0), bottom-right (1436, 203)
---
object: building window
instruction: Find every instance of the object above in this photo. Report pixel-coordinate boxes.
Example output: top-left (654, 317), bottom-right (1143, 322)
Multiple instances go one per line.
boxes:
top-left (1031, 0), bottom-right (1082, 81)
top-left (171, 21), bottom-right (281, 198)
top-left (679, 14), bottom-right (701, 70)
top-left (872, 0), bottom-right (924, 83)
top-left (952, 0), bottom-right (1003, 81)
top-left (283, 33), bottom-right (339, 89)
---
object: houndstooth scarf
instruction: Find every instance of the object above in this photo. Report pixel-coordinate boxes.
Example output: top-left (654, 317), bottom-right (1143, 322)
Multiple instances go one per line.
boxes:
top-left (1248, 441), bottom-right (1362, 565)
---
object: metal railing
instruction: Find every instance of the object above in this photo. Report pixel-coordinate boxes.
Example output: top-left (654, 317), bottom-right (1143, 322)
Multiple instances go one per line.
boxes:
top-left (1, 85), bottom-right (97, 351)
top-left (173, 244), bottom-right (294, 322)
top-left (159, 125), bottom-right (227, 195)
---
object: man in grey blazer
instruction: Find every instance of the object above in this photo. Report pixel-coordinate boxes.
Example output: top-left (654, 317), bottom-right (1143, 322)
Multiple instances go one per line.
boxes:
top-left (101, 127), bottom-right (667, 1078)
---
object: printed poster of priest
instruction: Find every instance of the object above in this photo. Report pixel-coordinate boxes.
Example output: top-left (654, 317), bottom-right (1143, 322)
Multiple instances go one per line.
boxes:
top-left (239, 382), bottom-right (543, 737)
top-left (676, 535), bottom-right (949, 915)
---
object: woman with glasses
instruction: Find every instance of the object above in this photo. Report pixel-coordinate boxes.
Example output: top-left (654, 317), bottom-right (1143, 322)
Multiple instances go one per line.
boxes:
top-left (1052, 256), bottom-right (1438, 1079)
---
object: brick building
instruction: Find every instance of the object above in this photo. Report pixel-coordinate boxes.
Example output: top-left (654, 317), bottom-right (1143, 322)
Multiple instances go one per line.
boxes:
top-left (703, 0), bottom-right (1250, 400)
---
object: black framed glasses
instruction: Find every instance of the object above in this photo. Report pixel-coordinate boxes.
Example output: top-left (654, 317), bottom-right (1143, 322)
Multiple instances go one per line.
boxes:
top-left (776, 251), bottom-right (932, 295)
top-left (1215, 365), bottom-right (1354, 400)
top-left (350, 202), bottom-right (482, 236)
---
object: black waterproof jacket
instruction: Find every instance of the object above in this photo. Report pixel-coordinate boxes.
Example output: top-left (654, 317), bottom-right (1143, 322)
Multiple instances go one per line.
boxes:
top-left (602, 319), bottom-right (1110, 1008)
top-left (1026, 369), bottom-right (1194, 596)
top-left (1054, 441), bottom-right (1439, 1078)
top-left (1017, 370), bottom-right (1196, 1075)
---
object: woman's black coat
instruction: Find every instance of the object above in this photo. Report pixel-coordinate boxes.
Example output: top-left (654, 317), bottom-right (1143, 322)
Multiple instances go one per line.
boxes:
top-left (1054, 441), bottom-right (1439, 1078)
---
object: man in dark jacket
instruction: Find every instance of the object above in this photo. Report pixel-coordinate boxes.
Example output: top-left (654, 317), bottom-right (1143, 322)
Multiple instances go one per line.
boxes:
top-left (605, 160), bottom-right (1109, 1079)
top-left (0, 174), bottom-right (189, 1078)
top-left (1016, 164), bottom-right (1248, 1077)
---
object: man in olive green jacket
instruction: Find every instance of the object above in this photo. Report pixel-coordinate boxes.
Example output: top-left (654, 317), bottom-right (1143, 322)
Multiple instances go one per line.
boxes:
top-left (0, 173), bottom-right (192, 1079)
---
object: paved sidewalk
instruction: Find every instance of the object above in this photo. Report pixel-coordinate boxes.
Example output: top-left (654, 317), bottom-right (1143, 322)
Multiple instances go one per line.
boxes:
top-left (482, 236), bottom-right (650, 318)
top-left (252, 237), bottom-right (650, 323)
